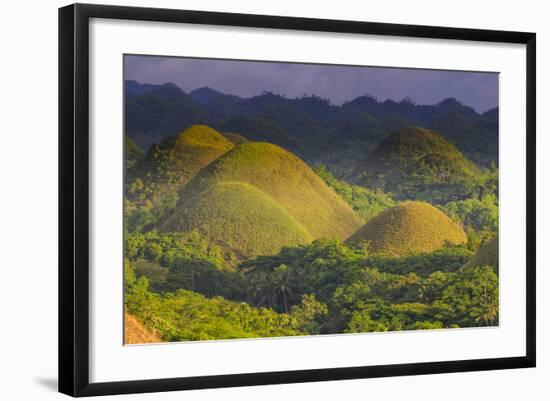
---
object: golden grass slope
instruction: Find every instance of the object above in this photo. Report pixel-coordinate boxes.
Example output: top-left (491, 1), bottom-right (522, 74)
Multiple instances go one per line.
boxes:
top-left (464, 235), bottom-right (499, 271)
top-left (346, 201), bottom-right (467, 257)
top-left (124, 313), bottom-right (162, 344)
top-left (172, 142), bottom-right (364, 240)
top-left (138, 125), bottom-right (234, 191)
top-left (163, 181), bottom-right (313, 258)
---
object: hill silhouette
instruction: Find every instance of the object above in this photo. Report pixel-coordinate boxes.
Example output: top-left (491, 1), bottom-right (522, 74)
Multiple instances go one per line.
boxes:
top-left (125, 80), bottom-right (165, 98)
top-left (464, 235), bottom-right (498, 271)
top-left (346, 201), bottom-right (467, 257)
top-left (163, 182), bottom-right (313, 258)
top-left (190, 87), bottom-right (242, 113)
top-left (351, 127), bottom-right (480, 201)
top-left (125, 81), bottom-right (499, 170)
top-left (125, 83), bottom-right (209, 149)
top-left (172, 142), bottom-right (364, 241)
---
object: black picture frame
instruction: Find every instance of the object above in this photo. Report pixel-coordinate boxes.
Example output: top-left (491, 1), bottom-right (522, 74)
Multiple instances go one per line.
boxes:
top-left (59, 3), bottom-right (536, 397)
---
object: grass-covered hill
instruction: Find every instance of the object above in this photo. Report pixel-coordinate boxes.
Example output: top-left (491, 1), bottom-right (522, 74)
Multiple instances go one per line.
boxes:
top-left (124, 312), bottom-right (162, 344)
top-left (162, 182), bottom-right (313, 258)
top-left (351, 127), bottom-right (481, 201)
top-left (346, 201), bottom-right (467, 257)
top-left (169, 142), bottom-right (364, 242)
top-left (464, 235), bottom-right (499, 271)
top-left (135, 125), bottom-right (234, 189)
top-left (125, 125), bottom-right (234, 226)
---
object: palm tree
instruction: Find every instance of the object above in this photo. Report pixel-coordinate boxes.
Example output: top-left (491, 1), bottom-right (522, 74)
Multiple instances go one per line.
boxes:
top-left (250, 271), bottom-right (277, 309)
top-left (274, 264), bottom-right (292, 313)
top-left (277, 284), bottom-right (292, 314)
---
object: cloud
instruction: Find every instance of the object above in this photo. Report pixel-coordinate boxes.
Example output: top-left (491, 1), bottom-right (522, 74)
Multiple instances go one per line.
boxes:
top-left (124, 55), bottom-right (498, 113)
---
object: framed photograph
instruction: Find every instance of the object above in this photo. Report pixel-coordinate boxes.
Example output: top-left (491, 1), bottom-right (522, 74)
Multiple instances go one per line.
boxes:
top-left (59, 3), bottom-right (536, 397)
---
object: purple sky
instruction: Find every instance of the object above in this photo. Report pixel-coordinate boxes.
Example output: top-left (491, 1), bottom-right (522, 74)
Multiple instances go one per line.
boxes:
top-left (125, 55), bottom-right (499, 113)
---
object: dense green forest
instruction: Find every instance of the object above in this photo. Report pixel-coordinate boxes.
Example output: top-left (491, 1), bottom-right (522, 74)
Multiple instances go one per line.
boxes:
top-left (123, 83), bottom-right (499, 343)
top-left (125, 80), bottom-right (499, 172)
top-left (125, 234), bottom-right (498, 340)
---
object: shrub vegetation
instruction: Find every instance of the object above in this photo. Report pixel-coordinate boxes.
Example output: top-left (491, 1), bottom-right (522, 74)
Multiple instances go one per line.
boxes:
top-left (125, 125), bottom-right (234, 230)
top-left (352, 127), bottom-right (496, 204)
top-left (464, 235), bottom-right (499, 272)
top-left (123, 123), bottom-right (499, 342)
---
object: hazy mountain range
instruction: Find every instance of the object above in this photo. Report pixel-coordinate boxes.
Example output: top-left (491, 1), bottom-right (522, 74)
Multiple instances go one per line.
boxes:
top-left (125, 80), bottom-right (499, 175)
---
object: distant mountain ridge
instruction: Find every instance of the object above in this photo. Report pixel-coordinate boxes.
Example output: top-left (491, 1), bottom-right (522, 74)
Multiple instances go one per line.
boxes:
top-left (190, 87), bottom-right (242, 112)
top-left (125, 80), bottom-right (499, 171)
top-left (125, 80), bottom-right (184, 98)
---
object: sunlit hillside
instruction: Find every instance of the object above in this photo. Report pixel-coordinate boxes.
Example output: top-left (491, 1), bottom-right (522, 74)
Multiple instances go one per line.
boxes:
top-left (162, 181), bottom-right (313, 258)
top-left (347, 201), bottom-right (467, 257)
top-left (175, 141), bottom-right (364, 241)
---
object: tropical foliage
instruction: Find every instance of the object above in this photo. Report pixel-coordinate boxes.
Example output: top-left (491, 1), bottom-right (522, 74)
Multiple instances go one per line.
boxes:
top-left (125, 238), bottom-right (498, 340)
top-left (314, 164), bottom-right (396, 222)
top-left (123, 83), bottom-right (499, 343)
top-left (125, 81), bottom-right (499, 169)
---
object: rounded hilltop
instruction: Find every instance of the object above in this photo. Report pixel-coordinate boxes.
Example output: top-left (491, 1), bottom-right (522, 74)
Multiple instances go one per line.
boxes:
top-left (464, 235), bottom-right (499, 271)
top-left (352, 127), bottom-right (479, 197)
top-left (175, 141), bottom-right (364, 241)
top-left (346, 201), bottom-right (467, 257)
top-left (135, 124), bottom-right (234, 191)
top-left (163, 181), bottom-right (313, 258)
